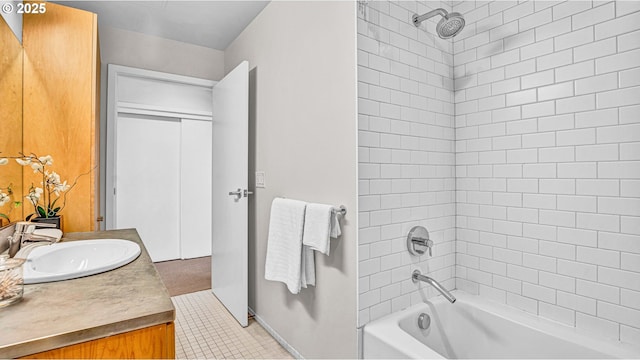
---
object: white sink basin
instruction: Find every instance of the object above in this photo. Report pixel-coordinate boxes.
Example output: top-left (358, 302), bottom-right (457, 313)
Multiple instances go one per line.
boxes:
top-left (23, 239), bottom-right (141, 284)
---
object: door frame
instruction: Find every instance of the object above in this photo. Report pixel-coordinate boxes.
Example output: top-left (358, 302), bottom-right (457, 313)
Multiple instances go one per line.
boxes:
top-left (106, 64), bottom-right (216, 230)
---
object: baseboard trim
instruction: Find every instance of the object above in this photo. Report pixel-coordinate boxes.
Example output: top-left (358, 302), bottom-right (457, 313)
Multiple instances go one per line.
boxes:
top-left (248, 307), bottom-right (303, 359)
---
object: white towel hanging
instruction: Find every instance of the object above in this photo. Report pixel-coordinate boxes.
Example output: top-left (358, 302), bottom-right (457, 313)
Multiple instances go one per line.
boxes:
top-left (264, 198), bottom-right (307, 294)
top-left (303, 203), bottom-right (339, 256)
top-left (265, 198), bottom-right (345, 294)
top-left (301, 203), bottom-right (343, 288)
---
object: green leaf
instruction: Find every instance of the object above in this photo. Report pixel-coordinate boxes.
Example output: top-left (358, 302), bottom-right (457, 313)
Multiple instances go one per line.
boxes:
top-left (0, 213), bottom-right (9, 221)
top-left (26, 213), bottom-right (35, 221)
top-left (37, 206), bottom-right (46, 217)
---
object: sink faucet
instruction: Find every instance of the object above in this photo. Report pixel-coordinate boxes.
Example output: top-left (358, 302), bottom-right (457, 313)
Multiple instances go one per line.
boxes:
top-left (8, 221), bottom-right (58, 258)
top-left (412, 269), bottom-right (456, 303)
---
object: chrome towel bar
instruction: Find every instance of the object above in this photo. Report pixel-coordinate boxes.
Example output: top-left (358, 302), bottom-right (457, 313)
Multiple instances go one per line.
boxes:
top-left (278, 196), bottom-right (346, 216)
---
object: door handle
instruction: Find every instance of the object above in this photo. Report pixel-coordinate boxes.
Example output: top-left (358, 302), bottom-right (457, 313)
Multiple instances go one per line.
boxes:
top-left (228, 188), bottom-right (242, 199)
top-left (244, 189), bottom-right (253, 197)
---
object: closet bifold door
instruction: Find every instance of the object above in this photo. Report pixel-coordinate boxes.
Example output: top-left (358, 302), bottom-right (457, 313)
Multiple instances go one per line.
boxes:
top-left (180, 118), bottom-right (212, 259)
top-left (107, 65), bottom-right (216, 260)
top-left (115, 114), bottom-right (181, 262)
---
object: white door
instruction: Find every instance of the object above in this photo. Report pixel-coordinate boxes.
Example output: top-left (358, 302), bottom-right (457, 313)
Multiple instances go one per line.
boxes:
top-left (116, 114), bottom-right (181, 261)
top-left (211, 61), bottom-right (249, 327)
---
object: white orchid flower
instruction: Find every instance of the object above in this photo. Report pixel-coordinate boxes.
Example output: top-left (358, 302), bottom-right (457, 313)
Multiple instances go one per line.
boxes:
top-left (0, 192), bottom-right (9, 206)
top-left (38, 155), bottom-right (53, 166)
top-left (47, 172), bottom-right (62, 185)
top-left (46, 171), bottom-right (58, 183)
top-left (46, 172), bottom-right (69, 195)
top-left (16, 157), bottom-right (32, 166)
top-left (51, 172), bottom-right (61, 183)
top-left (53, 180), bottom-right (70, 195)
top-left (0, 158), bottom-right (8, 165)
top-left (26, 187), bottom-right (43, 203)
top-left (31, 162), bottom-right (43, 173)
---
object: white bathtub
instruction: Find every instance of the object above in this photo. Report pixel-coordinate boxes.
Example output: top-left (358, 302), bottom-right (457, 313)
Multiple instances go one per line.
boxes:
top-left (363, 291), bottom-right (640, 359)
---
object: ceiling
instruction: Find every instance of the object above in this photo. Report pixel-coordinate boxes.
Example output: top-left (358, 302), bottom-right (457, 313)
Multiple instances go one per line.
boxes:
top-left (54, 1), bottom-right (270, 50)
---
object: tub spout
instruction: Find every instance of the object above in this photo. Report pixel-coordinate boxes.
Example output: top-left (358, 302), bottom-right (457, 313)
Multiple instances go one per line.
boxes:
top-left (412, 269), bottom-right (456, 303)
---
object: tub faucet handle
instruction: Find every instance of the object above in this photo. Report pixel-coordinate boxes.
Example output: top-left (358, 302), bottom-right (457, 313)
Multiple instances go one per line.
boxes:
top-left (407, 226), bottom-right (433, 256)
top-left (412, 237), bottom-right (433, 256)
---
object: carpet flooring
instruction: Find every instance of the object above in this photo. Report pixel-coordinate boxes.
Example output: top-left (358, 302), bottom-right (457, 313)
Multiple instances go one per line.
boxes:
top-left (155, 256), bottom-right (211, 296)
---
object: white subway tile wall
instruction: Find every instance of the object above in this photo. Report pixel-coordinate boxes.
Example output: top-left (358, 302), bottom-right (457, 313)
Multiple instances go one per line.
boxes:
top-left (358, 0), bottom-right (640, 345)
top-left (453, 0), bottom-right (640, 344)
top-left (357, 0), bottom-right (456, 327)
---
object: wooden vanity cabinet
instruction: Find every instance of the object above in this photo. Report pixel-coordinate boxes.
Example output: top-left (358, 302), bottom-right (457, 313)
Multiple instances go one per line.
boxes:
top-left (21, 323), bottom-right (175, 359)
top-left (0, 231), bottom-right (176, 359)
top-left (22, 2), bottom-right (100, 232)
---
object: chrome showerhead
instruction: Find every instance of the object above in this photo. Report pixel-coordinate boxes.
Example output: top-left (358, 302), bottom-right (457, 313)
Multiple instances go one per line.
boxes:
top-left (412, 8), bottom-right (466, 39)
top-left (436, 12), bottom-right (465, 38)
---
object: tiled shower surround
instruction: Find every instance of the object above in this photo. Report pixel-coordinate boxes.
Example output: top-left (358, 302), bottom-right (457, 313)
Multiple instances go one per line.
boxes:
top-left (358, 0), bottom-right (457, 327)
top-left (358, 0), bottom-right (640, 344)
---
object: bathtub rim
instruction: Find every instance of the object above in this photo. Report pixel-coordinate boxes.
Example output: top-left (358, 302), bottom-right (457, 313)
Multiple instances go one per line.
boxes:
top-left (363, 290), bottom-right (640, 359)
top-left (363, 309), bottom-right (446, 359)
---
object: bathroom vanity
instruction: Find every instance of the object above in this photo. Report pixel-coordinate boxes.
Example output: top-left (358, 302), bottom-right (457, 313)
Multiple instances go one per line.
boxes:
top-left (0, 229), bottom-right (175, 359)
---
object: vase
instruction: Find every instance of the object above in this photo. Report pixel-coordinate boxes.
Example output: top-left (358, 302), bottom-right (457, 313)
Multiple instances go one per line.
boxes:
top-left (31, 215), bottom-right (63, 230)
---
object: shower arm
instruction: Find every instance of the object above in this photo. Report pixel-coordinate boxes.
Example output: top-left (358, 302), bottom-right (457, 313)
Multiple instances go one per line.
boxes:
top-left (412, 8), bottom-right (448, 26)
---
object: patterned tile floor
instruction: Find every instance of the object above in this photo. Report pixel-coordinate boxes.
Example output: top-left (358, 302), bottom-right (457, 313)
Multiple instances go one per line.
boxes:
top-left (172, 290), bottom-right (294, 359)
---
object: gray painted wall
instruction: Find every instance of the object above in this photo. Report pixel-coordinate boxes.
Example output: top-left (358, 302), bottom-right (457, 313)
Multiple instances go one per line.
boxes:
top-left (224, 2), bottom-right (359, 358)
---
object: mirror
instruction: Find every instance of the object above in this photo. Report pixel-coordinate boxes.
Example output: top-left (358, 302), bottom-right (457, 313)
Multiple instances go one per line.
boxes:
top-left (0, 15), bottom-right (23, 226)
top-left (0, 4), bottom-right (22, 44)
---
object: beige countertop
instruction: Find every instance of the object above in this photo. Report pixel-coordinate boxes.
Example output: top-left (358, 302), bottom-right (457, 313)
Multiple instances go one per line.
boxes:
top-left (0, 228), bottom-right (175, 358)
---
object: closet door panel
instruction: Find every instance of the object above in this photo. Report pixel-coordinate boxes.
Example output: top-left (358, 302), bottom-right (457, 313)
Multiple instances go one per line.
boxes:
top-left (116, 114), bottom-right (181, 262)
top-left (180, 119), bottom-right (212, 259)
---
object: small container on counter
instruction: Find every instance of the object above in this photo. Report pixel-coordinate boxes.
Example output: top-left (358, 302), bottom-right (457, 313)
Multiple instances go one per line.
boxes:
top-left (0, 255), bottom-right (25, 307)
